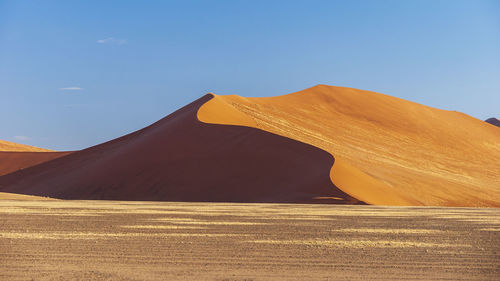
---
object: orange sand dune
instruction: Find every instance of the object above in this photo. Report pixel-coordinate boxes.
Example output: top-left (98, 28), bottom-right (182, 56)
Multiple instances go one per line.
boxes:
top-left (1, 85), bottom-right (498, 206)
top-left (199, 85), bottom-right (500, 207)
top-left (0, 140), bottom-right (54, 152)
top-left (0, 95), bottom-right (361, 203)
top-left (0, 151), bottom-right (72, 176)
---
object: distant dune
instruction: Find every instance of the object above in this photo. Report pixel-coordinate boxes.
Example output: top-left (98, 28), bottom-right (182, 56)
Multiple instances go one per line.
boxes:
top-left (0, 151), bottom-right (72, 176)
top-left (1, 85), bottom-right (499, 206)
top-left (0, 140), bottom-right (54, 152)
top-left (0, 139), bottom-right (71, 177)
top-left (485, 118), bottom-right (500, 128)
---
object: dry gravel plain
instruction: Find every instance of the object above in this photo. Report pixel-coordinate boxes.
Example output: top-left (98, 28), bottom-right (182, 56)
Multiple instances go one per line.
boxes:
top-left (0, 200), bottom-right (499, 281)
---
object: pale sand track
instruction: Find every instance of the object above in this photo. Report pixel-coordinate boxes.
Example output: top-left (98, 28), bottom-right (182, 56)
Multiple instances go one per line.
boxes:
top-left (0, 192), bottom-right (52, 200)
top-left (0, 200), bottom-right (498, 280)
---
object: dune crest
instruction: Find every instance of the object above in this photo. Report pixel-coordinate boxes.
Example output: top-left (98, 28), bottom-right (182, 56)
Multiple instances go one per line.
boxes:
top-left (199, 85), bottom-right (500, 207)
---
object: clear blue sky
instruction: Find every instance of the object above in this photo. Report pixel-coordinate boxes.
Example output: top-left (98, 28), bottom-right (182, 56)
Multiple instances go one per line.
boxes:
top-left (1, 0), bottom-right (499, 151)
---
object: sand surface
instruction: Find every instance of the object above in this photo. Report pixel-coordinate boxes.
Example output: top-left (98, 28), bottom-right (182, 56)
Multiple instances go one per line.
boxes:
top-left (0, 200), bottom-right (498, 281)
top-left (199, 85), bottom-right (500, 206)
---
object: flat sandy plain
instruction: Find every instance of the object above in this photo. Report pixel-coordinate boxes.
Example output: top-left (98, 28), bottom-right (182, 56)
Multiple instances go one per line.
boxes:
top-left (0, 200), bottom-right (498, 281)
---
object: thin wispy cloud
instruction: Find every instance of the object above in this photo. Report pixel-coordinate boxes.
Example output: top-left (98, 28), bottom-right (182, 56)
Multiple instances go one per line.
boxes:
top-left (97, 37), bottom-right (127, 45)
top-left (63, 104), bottom-right (90, 108)
top-left (14, 135), bottom-right (30, 141)
top-left (60, 87), bottom-right (83, 91)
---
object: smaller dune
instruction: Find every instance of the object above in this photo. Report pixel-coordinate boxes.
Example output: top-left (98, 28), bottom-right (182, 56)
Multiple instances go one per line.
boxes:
top-left (485, 118), bottom-right (500, 128)
top-left (0, 139), bottom-right (71, 176)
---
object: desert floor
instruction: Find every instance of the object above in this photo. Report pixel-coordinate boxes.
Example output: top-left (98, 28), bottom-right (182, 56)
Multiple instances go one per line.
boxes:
top-left (0, 200), bottom-right (498, 281)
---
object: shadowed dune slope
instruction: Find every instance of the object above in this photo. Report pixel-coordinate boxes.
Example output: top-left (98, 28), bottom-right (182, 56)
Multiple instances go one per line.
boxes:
top-left (0, 140), bottom-right (54, 152)
top-left (0, 151), bottom-right (72, 176)
top-left (198, 85), bottom-right (500, 207)
top-left (485, 118), bottom-right (500, 128)
top-left (0, 95), bottom-right (361, 203)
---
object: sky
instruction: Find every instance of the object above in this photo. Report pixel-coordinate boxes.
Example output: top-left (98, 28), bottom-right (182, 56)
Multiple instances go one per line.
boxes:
top-left (1, 0), bottom-right (499, 151)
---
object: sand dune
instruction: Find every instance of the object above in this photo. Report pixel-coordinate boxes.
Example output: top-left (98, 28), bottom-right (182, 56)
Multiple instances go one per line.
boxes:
top-left (0, 95), bottom-right (361, 203)
top-left (0, 139), bottom-right (54, 152)
top-left (1, 85), bottom-right (498, 206)
top-left (199, 85), bottom-right (500, 207)
top-left (485, 118), bottom-right (500, 128)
